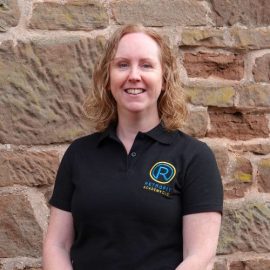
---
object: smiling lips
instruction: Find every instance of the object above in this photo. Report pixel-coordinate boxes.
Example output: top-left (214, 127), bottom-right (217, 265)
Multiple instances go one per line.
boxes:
top-left (125, 88), bottom-right (145, 95)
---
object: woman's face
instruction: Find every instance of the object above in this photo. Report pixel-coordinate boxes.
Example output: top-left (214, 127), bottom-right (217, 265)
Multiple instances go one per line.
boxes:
top-left (109, 32), bottom-right (163, 118)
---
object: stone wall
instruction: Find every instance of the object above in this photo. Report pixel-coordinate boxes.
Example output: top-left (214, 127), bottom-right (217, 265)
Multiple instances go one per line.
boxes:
top-left (0, 0), bottom-right (270, 269)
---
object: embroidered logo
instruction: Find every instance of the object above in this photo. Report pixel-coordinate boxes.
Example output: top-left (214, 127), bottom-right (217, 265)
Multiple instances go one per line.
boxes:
top-left (149, 161), bottom-right (176, 184)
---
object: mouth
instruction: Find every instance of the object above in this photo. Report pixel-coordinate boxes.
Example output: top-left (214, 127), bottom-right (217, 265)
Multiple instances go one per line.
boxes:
top-left (124, 88), bottom-right (145, 95)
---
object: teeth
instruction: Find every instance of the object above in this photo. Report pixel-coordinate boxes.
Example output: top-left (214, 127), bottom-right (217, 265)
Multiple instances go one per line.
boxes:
top-left (125, 88), bottom-right (144, 95)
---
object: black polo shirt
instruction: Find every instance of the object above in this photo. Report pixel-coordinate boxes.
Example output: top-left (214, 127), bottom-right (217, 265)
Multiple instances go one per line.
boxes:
top-left (50, 123), bottom-right (223, 270)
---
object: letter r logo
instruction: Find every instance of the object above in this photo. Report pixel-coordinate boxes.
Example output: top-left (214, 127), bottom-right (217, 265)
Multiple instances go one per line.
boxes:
top-left (150, 162), bottom-right (176, 184)
top-left (154, 166), bottom-right (170, 180)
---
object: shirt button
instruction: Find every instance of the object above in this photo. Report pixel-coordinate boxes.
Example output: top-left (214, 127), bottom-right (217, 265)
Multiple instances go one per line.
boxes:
top-left (131, 152), bottom-right (136, 157)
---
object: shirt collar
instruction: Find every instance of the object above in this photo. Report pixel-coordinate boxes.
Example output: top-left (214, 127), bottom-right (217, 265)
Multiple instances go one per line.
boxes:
top-left (97, 122), bottom-right (117, 145)
top-left (97, 122), bottom-right (175, 146)
top-left (144, 123), bottom-right (175, 144)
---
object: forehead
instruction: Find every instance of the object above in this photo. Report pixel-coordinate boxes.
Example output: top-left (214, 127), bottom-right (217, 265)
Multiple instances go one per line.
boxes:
top-left (114, 32), bottom-right (161, 59)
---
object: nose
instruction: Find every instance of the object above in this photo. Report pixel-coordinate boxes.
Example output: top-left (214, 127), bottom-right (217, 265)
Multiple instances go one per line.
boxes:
top-left (128, 66), bottom-right (141, 82)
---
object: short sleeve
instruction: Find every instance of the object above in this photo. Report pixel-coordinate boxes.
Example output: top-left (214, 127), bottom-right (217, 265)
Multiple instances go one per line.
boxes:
top-left (49, 144), bottom-right (75, 212)
top-left (181, 142), bottom-right (223, 216)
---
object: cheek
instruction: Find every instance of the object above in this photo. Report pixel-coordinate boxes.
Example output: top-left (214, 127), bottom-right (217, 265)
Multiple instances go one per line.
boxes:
top-left (109, 70), bottom-right (125, 89)
top-left (152, 73), bottom-right (163, 90)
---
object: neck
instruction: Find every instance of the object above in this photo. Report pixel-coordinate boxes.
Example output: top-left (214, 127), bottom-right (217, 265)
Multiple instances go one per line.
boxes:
top-left (116, 111), bottom-right (160, 154)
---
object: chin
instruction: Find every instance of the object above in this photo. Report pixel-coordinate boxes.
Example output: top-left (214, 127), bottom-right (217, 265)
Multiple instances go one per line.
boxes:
top-left (126, 107), bottom-right (145, 113)
top-left (123, 103), bottom-right (147, 113)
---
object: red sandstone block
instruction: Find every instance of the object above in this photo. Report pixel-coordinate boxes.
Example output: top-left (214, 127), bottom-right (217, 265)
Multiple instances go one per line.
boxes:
top-left (207, 109), bottom-right (269, 140)
top-left (252, 53), bottom-right (270, 83)
top-left (183, 52), bottom-right (244, 80)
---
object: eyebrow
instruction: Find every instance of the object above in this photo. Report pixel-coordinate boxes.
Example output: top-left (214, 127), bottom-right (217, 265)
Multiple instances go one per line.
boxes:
top-left (112, 57), bottom-right (157, 62)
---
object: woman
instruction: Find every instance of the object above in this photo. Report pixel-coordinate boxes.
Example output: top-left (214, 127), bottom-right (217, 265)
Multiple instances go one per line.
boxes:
top-left (43, 24), bottom-right (223, 270)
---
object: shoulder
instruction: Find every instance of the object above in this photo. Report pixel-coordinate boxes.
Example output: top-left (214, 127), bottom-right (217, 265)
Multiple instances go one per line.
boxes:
top-left (173, 129), bottom-right (213, 155)
top-left (73, 131), bottom-right (102, 146)
top-left (64, 131), bottom-right (103, 156)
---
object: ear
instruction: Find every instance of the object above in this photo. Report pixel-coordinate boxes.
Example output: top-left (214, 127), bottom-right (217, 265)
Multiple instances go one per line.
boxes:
top-left (106, 81), bottom-right (111, 91)
top-left (161, 82), bottom-right (165, 91)
top-left (162, 75), bottom-right (166, 91)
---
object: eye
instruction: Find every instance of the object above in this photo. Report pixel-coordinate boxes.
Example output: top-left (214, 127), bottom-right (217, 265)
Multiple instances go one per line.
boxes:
top-left (117, 62), bottom-right (129, 69)
top-left (141, 63), bottom-right (153, 69)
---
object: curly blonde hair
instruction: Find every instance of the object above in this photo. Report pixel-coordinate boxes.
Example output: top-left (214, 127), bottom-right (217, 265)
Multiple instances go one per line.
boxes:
top-left (83, 24), bottom-right (187, 131)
